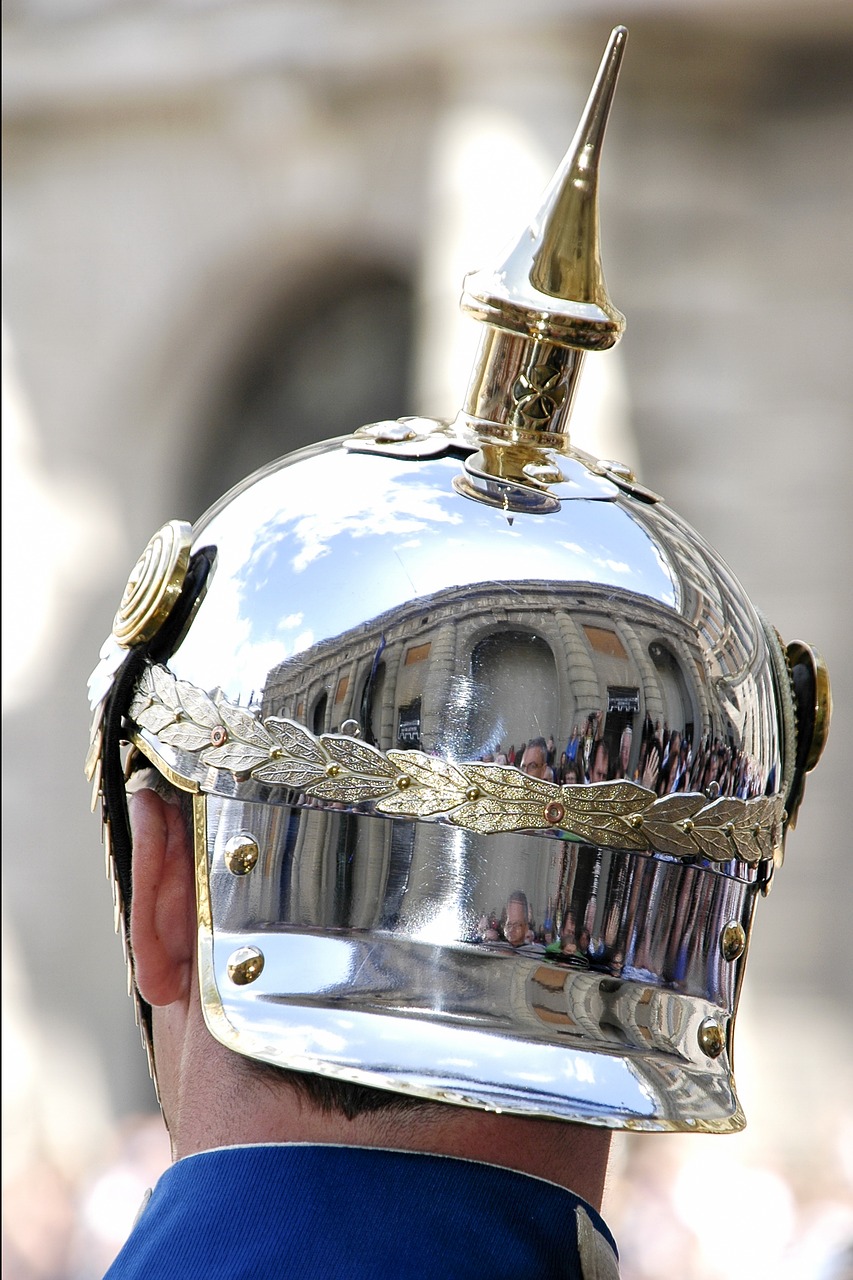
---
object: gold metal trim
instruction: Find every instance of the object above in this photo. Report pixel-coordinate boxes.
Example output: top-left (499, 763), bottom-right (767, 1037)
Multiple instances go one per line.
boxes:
top-left (133, 736), bottom-right (200, 794)
top-left (192, 793), bottom-right (257, 1056)
top-left (113, 520), bottom-right (193, 647)
top-left (193, 793), bottom-right (212, 931)
top-left (131, 663), bottom-right (785, 863)
top-left (786, 640), bottom-right (832, 774)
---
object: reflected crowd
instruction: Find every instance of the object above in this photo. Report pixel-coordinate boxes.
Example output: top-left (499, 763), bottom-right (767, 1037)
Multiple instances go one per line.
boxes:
top-left (471, 712), bottom-right (772, 989)
top-left (478, 711), bottom-right (773, 801)
top-left (475, 853), bottom-right (734, 994)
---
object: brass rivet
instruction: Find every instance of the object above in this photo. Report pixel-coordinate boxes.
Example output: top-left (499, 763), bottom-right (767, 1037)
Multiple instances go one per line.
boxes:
top-left (723, 822), bottom-right (735, 836)
top-left (544, 801), bottom-right (566, 825)
top-left (396, 775), bottom-right (412, 790)
top-left (224, 834), bottom-right (260, 876)
top-left (720, 921), bottom-right (746, 962)
top-left (227, 946), bottom-right (264, 985)
top-left (681, 819), bottom-right (694, 832)
top-left (325, 763), bottom-right (342, 778)
top-left (697, 1017), bottom-right (725, 1059)
top-left (466, 786), bottom-right (481, 802)
top-left (210, 725), bottom-right (227, 747)
top-left (270, 747), bottom-right (283, 759)
top-left (629, 814), bottom-right (644, 829)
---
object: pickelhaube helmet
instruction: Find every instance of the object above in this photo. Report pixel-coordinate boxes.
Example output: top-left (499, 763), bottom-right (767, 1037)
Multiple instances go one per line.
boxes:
top-left (87, 27), bottom-right (830, 1134)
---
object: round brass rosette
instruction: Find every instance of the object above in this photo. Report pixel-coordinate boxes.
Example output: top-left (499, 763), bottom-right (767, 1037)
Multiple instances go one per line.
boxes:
top-left (786, 641), bottom-right (832, 774)
top-left (113, 520), bottom-right (193, 647)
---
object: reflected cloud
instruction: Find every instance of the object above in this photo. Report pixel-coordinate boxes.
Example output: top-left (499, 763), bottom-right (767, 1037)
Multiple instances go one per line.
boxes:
top-left (277, 612), bottom-right (304, 632)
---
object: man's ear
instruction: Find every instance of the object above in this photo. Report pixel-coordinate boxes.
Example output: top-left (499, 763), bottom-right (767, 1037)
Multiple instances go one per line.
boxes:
top-left (128, 789), bottom-right (196, 1007)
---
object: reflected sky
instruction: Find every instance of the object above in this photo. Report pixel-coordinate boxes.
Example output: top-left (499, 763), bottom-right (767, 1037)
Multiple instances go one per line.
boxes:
top-left (172, 445), bottom-right (677, 702)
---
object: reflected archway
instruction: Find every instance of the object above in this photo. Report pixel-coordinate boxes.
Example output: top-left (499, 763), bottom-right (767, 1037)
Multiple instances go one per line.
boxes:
top-left (470, 630), bottom-right (558, 760)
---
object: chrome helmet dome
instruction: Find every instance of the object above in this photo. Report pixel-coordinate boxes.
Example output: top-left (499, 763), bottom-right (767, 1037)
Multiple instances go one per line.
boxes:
top-left (88, 28), bottom-right (829, 1133)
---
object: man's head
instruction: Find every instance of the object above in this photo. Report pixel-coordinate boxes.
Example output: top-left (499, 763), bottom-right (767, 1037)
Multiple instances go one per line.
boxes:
top-left (503, 892), bottom-right (531, 947)
top-left (521, 738), bottom-right (550, 780)
top-left (87, 26), bottom-right (829, 1147)
top-left (589, 739), bottom-right (610, 784)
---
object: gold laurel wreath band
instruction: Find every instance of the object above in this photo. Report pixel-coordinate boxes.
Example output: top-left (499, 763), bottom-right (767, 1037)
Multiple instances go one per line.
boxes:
top-left (129, 663), bottom-right (784, 863)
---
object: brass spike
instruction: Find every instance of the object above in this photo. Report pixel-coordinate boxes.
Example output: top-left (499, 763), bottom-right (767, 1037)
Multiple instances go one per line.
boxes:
top-left (528, 26), bottom-right (627, 328)
top-left (457, 26), bottom-right (628, 456)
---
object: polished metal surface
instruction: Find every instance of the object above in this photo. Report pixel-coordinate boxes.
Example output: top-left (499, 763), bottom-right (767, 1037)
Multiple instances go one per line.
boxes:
top-left (123, 432), bottom-right (793, 1128)
top-left (157, 439), bottom-right (786, 807)
top-left (197, 796), bottom-right (755, 1130)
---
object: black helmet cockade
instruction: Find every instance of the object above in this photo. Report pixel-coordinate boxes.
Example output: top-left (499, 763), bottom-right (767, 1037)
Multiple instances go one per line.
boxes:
top-left (88, 28), bottom-right (830, 1132)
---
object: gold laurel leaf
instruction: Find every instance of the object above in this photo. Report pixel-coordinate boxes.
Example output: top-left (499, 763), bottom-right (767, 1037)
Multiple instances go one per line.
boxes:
top-left (135, 702), bottom-right (178, 735)
top-left (151, 664), bottom-right (183, 714)
top-left (219, 703), bottom-right (274, 750)
top-left (691, 825), bottom-right (736, 861)
top-left (251, 761), bottom-right (326, 788)
top-left (201, 742), bottom-right (272, 771)
top-left (461, 763), bottom-right (532, 793)
top-left (265, 718), bottom-right (326, 766)
top-left (563, 781), bottom-right (652, 815)
top-left (374, 789), bottom-right (461, 818)
top-left (647, 794), bottom-right (705, 822)
top-left (159, 722), bottom-right (216, 752)
top-left (729, 826), bottom-right (762, 864)
top-left (311, 777), bottom-right (397, 803)
top-left (450, 799), bottom-right (553, 834)
top-left (698, 798), bottom-right (744, 824)
top-left (175, 680), bottom-right (221, 729)
top-left (640, 822), bottom-right (700, 858)
top-left (386, 750), bottom-right (469, 792)
top-left (319, 735), bottom-right (397, 777)
top-left (560, 810), bottom-right (648, 850)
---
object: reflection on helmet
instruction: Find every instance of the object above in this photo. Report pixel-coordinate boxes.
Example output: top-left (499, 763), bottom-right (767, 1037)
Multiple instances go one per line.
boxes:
top-left (87, 28), bottom-right (829, 1134)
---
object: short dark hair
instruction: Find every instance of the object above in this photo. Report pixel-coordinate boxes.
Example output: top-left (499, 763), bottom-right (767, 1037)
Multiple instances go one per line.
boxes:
top-left (250, 1059), bottom-right (439, 1120)
top-left (506, 889), bottom-right (529, 914)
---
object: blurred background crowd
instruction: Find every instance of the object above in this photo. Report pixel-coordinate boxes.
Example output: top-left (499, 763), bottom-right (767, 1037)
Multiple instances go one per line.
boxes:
top-left (3, 1), bottom-right (852, 1275)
